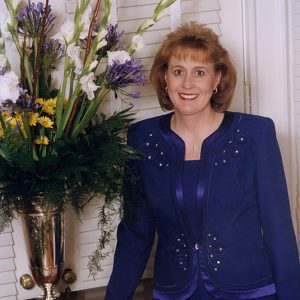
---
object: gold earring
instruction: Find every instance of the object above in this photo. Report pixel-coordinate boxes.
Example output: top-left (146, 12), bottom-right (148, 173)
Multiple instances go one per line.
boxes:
top-left (213, 87), bottom-right (218, 95)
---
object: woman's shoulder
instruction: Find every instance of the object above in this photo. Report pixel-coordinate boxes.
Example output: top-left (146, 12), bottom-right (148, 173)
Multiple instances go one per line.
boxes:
top-left (127, 113), bottom-right (171, 145)
top-left (227, 111), bottom-right (275, 128)
top-left (129, 113), bottom-right (170, 134)
top-left (226, 111), bottom-right (277, 145)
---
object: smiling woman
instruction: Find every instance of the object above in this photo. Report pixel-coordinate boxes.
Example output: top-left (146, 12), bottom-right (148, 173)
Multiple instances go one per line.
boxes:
top-left (105, 21), bottom-right (300, 300)
top-left (165, 50), bottom-right (223, 160)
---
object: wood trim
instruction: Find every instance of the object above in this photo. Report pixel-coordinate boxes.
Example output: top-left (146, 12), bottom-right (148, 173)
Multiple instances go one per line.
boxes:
top-left (245, 0), bottom-right (299, 243)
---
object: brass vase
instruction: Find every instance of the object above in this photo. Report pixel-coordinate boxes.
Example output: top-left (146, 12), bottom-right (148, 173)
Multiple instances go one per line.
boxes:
top-left (20, 201), bottom-right (64, 300)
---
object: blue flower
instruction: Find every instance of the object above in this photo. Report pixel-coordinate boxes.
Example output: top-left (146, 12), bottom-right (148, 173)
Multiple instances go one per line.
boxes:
top-left (105, 59), bottom-right (146, 89)
top-left (17, 2), bottom-right (55, 37)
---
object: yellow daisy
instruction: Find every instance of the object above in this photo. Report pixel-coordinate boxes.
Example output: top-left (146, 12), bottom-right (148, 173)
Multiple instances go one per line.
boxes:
top-left (35, 136), bottom-right (49, 145)
top-left (0, 125), bottom-right (4, 138)
top-left (42, 98), bottom-right (56, 115)
top-left (2, 111), bottom-right (11, 121)
top-left (15, 114), bottom-right (23, 125)
top-left (7, 117), bottom-right (17, 129)
top-left (38, 116), bottom-right (54, 128)
top-left (29, 113), bottom-right (39, 126)
top-left (35, 98), bottom-right (44, 105)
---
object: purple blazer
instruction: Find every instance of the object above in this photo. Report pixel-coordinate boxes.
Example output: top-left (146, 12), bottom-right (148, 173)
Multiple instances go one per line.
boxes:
top-left (105, 112), bottom-right (300, 299)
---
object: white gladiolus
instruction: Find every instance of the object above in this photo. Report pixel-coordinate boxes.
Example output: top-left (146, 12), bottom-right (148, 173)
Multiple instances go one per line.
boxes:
top-left (0, 13), bottom-right (12, 41)
top-left (51, 19), bottom-right (75, 45)
top-left (139, 18), bottom-right (155, 32)
top-left (89, 60), bottom-right (98, 71)
top-left (131, 35), bottom-right (144, 52)
top-left (12, 0), bottom-right (22, 9)
top-left (155, 10), bottom-right (168, 21)
top-left (0, 54), bottom-right (8, 69)
top-left (61, 19), bottom-right (75, 43)
top-left (96, 28), bottom-right (108, 50)
top-left (0, 71), bottom-right (20, 102)
top-left (67, 42), bottom-right (83, 74)
top-left (80, 72), bottom-right (99, 100)
top-left (107, 50), bottom-right (131, 66)
top-left (96, 40), bottom-right (107, 50)
top-left (98, 28), bottom-right (108, 41)
top-left (18, 35), bottom-right (33, 49)
top-left (80, 4), bottom-right (93, 40)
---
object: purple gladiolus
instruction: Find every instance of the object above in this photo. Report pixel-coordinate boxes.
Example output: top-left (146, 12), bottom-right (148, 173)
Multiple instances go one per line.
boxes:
top-left (128, 91), bottom-right (141, 98)
top-left (105, 24), bottom-right (124, 50)
top-left (96, 24), bottom-right (125, 57)
top-left (105, 59), bottom-right (146, 89)
top-left (44, 39), bottom-right (64, 63)
top-left (17, 1), bottom-right (56, 37)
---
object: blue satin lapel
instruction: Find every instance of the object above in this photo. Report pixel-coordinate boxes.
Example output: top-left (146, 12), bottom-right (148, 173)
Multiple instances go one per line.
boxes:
top-left (158, 114), bottom-right (193, 241)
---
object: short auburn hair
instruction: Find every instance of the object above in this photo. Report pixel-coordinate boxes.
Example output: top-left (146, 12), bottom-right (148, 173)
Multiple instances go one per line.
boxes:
top-left (149, 22), bottom-right (237, 112)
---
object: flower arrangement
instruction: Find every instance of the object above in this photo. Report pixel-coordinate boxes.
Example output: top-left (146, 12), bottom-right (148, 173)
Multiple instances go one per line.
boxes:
top-left (0, 0), bottom-right (176, 273)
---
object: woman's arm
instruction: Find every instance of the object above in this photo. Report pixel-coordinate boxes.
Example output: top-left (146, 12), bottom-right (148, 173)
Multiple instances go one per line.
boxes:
top-left (105, 126), bottom-right (156, 300)
top-left (255, 118), bottom-right (300, 299)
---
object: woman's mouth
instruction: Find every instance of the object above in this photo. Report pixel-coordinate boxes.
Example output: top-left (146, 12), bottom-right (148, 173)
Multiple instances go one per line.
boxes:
top-left (179, 93), bottom-right (199, 100)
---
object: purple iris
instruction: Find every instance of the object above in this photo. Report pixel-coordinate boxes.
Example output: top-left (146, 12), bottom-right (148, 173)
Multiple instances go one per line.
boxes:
top-left (43, 39), bottom-right (64, 63)
top-left (17, 1), bottom-right (56, 37)
top-left (96, 24), bottom-right (125, 57)
top-left (104, 59), bottom-right (146, 99)
top-left (0, 68), bottom-right (6, 76)
top-left (105, 59), bottom-right (146, 89)
top-left (105, 24), bottom-right (124, 50)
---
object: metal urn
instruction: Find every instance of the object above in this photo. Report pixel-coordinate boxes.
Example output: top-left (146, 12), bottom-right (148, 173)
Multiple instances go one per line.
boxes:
top-left (20, 201), bottom-right (65, 300)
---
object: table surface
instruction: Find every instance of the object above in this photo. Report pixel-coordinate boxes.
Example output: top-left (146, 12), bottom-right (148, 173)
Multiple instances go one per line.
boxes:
top-left (27, 279), bottom-right (155, 300)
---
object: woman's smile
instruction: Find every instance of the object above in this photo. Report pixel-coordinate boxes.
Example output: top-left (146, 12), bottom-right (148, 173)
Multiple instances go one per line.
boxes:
top-left (165, 49), bottom-right (221, 116)
top-left (178, 93), bottom-right (199, 101)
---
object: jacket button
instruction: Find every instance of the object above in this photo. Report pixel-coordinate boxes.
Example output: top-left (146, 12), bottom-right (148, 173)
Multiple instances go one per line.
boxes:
top-left (195, 243), bottom-right (199, 250)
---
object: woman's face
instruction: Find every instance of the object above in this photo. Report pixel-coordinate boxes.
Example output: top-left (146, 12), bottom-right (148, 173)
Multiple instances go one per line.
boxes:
top-left (165, 49), bottom-right (221, 117)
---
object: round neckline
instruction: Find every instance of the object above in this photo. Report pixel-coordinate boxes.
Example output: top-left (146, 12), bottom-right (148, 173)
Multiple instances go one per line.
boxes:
top-left (168, 111), bottom-right (231, 160)
top-left (168, 111), bottom-right (228, 138)
top-left (158, 111), bottom-right (235, 161)
top-left (184, 159), bottom-right (201, 163)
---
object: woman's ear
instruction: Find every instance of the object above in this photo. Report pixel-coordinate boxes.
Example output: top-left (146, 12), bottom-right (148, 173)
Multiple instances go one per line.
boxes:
top-left (214, 71), bottom-right (222, 89)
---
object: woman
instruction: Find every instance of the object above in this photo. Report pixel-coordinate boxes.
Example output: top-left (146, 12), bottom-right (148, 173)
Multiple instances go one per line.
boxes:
top-left (105, 22), bottom-right (300, 299)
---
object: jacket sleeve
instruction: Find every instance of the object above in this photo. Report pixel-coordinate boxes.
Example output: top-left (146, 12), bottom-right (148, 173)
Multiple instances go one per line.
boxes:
top-left (255, 118), bottom-right (300, 299)
top-left (105, 126), bottom-right (156, 300)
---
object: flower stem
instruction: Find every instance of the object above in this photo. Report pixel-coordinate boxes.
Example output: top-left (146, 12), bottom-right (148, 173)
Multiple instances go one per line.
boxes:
top-left (55, 58), bottom-right (70, 134)
top-left (32, 0), bottom-right (50, 99)
top-left (71, 88), bottom-right (109, 138)
top-left (65, 0), bottom-right (102, 137)
top-left (84, 0), bottom-right (101, 63)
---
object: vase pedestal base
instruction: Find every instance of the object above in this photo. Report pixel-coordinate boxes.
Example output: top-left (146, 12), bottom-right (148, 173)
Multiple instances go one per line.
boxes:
top-left (40, 283), bottom-right (60, 300)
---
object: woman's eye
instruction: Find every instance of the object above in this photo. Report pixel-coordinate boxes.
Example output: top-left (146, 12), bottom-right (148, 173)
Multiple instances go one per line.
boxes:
top-left (196, 70), bottom-right (205, 77)
top-left (174, 69), bottom-right (183, 76)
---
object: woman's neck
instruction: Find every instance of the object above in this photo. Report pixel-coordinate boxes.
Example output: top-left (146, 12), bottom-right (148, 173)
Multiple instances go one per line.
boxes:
top-left (171, 109), bottom-right (224, 160)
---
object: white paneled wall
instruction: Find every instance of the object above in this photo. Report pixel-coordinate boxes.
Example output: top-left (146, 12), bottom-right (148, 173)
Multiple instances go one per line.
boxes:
top-left (181, 0), bottom-right (221, 34)
top-left (292, 0), bottom-right (300, 242)
top-left (73, 0), bottom-right (245, 293)
top-left (117, 1), bottom-right (173, 121)
top-left (0, 0), bottom-right (244, 298)
top-left (0, 0), bottom-right (258, 298)
top-left (0, 227), bottom-right (17, 300)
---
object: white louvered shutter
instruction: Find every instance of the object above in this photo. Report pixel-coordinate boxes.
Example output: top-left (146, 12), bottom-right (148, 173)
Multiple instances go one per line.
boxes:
top-left (0, 227), bottom-right (17, 300)
top-left (0, 1), bottom-right (247, 298)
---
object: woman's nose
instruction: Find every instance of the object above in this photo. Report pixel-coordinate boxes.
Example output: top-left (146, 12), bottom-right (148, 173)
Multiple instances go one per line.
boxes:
top-left (182, 74), bottom-right (194, 89)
